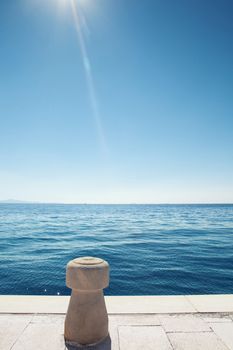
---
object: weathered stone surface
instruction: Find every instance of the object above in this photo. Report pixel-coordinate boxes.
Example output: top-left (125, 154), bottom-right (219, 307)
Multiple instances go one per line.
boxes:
top-left (106, 295), bottom-right (195, 314)
top-left (210, 323), bottom-right (233, 350)
top-left (0, 315), bottom-right (32, 350)
top-left (1, 295), bottom-right (233, 315)
top-left (108, 323), bottom-right (119, 350)
top-left (2, 311), bottom-right (233, 349)
top-left (187, 295), bottom-right (233, 313)
top-left (109, 314), bottom-right (160, 326)
top-left (159, 314), bottom-right (210, 332)
top-left (66, 257), bottom-right (109, 291)
top-left (32, 314), bottom-right (65, 324)
top-left (201, 313), bottom-right (232, 323)
top-left (0, 296), bottom-right (69, 314)
top-left (64, 257), bottom-right (109, 346)
top-left (168, 332), bottom-right (229, 350)
top-left (11, 323), bottom-right (64, 350)
top-left (119, 326), bottom-right (172, 350)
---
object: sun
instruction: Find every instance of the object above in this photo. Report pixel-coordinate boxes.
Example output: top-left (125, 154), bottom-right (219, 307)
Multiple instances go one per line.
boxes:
top-left (24, 0), bottom-right (94, 18)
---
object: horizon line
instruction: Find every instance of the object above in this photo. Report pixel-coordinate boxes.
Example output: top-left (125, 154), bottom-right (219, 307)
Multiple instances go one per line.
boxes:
top-left (0, 200), bottom-right (233, 205)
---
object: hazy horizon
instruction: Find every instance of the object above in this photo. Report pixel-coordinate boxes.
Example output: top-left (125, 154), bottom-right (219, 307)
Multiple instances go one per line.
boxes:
top-left (0, 199), bottom-right (233, 205)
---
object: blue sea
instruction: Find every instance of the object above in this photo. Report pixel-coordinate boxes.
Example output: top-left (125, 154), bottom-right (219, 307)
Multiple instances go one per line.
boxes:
top-left (0, 204), bottom-right (232, 296)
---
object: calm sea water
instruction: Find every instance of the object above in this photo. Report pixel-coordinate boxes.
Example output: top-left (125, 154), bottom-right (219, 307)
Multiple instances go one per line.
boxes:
top-left (0, 204), bottom-right (232, 296)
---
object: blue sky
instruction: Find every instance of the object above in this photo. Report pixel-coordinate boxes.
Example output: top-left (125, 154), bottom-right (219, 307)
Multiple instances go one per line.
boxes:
top-left (0, 0), bottom-right (232, 203)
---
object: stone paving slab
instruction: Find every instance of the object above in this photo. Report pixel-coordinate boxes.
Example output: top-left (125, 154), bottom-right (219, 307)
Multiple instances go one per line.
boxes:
top-left (109, 314), bottom-right (160, 326)
top-left (1, 295), bottom-right (233, 314)
top-left (0, 296), bottom-right (69, 314)
top-left (0, 315), bottom-right (32, 350)
top-left (11, 323), bottom-right (65, 350)
top-left (109, 323), bottom-right (119, 350)
top-left (0, 295), bottom-right (195, 314)
top-left (168, 332), bottom-right (230, 350)
top-left (106, 296), bottom-right (196, 314)
top-left (187, 295), bottom-right (233, 313)
top-left (210, 323), bottom-right (233, 350)
top-left (118, 326), bottom-right (172, 350)
top-left (159, 314), bottom-right (211, 332)
top-left (1, 313), bottom-right (233, 350)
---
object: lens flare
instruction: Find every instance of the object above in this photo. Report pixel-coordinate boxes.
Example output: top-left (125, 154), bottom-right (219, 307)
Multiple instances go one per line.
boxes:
top-left (24, 0), bottom-right (107, 152)
top-left (70, 0), bottom-right (107, 154)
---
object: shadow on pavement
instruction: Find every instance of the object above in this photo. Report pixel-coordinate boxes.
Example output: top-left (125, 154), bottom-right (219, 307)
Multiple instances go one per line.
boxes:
top-left (65, 335), bottom-right (111, 350)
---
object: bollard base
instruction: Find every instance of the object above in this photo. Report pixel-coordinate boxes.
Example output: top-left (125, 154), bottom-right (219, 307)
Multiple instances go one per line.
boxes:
top-left (65, 334), bottom-right (111, 350)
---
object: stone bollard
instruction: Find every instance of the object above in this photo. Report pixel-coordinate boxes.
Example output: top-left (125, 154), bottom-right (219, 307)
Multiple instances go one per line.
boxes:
top-left (64, 257), bottom-right (110, 349)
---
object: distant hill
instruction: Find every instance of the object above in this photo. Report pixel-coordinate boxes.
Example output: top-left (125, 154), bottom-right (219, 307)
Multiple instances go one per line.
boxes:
top-left (0, 199), bottom-right (35, 204)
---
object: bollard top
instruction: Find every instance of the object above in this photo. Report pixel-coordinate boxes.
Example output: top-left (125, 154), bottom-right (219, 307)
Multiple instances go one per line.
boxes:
top-left (66, 256), bottom-right (109, 291)
top-left (72, 257), bottom-right (104, 266)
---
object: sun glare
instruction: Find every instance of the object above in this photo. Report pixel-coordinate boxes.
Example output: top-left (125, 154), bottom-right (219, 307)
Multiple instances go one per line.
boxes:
top-left (24, 0), bottom-right (106, 152)
top-left (24, 0), bottom-right (94, 19)
top-left (58, 0), bottom-right (92, 11)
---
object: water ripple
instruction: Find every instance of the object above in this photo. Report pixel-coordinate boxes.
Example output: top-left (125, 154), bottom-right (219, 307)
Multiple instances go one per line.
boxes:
top-left (0, 204), bottom-right (232, 295)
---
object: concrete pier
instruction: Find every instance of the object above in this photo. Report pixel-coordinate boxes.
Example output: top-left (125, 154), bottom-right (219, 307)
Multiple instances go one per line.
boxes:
top-left (0, 295), bottom-right (233, 349)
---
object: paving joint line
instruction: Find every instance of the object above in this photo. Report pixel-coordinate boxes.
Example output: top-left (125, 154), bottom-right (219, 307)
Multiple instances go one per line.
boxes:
top-left (9, 314), bottom-right (34, 350)
top-left (183, 295), bottom-right (199, 313)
